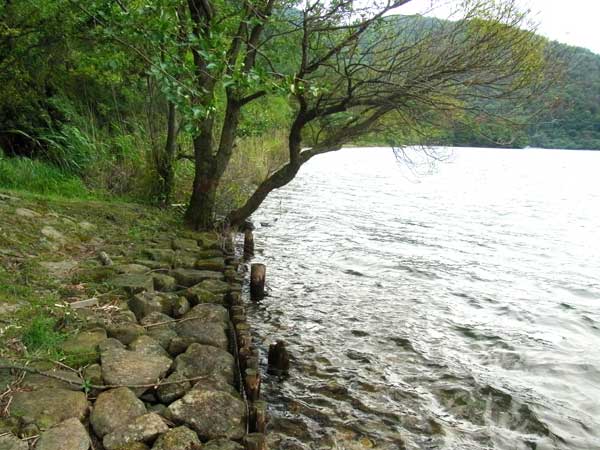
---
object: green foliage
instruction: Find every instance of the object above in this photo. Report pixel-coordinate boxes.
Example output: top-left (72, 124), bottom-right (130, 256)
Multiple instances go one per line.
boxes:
top-left (21, 315), bottom-right (66, 355)
top-left (0, 154), bottom-right (91, 198)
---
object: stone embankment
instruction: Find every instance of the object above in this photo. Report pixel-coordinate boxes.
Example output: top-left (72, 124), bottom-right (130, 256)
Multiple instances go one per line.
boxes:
top-left (0, 232), bottom-right (266, 450)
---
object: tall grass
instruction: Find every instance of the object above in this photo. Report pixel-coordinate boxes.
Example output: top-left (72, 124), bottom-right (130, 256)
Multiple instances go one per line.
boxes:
top-left (0, 154), bottom-right (92, 198)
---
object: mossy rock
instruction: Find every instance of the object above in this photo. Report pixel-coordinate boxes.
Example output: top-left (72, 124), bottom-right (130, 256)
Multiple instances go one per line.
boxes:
top-left (60, 329), bottom-right (107, 365)
top-left (10, 389), bottom-right (88, 430)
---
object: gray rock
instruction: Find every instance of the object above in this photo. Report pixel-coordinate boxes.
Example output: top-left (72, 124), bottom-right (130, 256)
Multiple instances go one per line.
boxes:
top-left (129, 336), bottom-right (169, 359)
top-left (61, 329), bottom-right (107, 363)
top-left (173, 344), bottom-right (234, 385)
top-left (117, 264), bottom-right (150, 275)
top-left (185, 286), bottom-right (223, 306)
top-left (171, 297), bottom-right (190, 318)
top-left (171, 238), bottom-right (199, 251)
top-left (107, 322), bottom-right (146, 345)
top-left (152, 426), bottom-right (200, 450)
top-left (83, 364), bottom-right (103, 387)
top-left (197, 234), bottom-right (221, 250)
top-left (21, 370), bottom-right (82, 392)
top-left (156, 372), bottom-right (191, 405)
top-left (128, 292), bottom-right (172, 320)
top-left (35, 418), bottom-right (90, 450)
top-left (15, 208), bottom-right (40, 218)
top-left (140, 313), bottom-right (177, 349)
top-left (175, 321), bottom-right (228, 350)
top-left (112, 274), bottom-right (154, 296)
top-left (192, 279), bottom-right (230, 295)
top-left (194, 257), bottom-right (225, 272)
top-left (172, 253), bottom-right (197, 269)
top-left (135, 259), bottom-right (170, 271)
top-left (196, 249), bottom-right (224, 259)
top-left (167, 337), bottom-right (196, 357)
top-left (171, 269), bottom-right (223, 288)
top-left (41, 226), bottom-right (66, 244)
top-left (0, 433), bottom-right (27, 450)
top-left (152, 274), bottom-right (176, 292)
top-left (10, 389), bottom-right (88, 430)
top-left (101, 347), bottom-right (172, 397)
top-left (99, 338), bottom-right (125, 352)
top-left (183, 304), bottom-right (229, 324)
top-left (143, 249), bottom-right (175, 264)
top-left (167, 389), bottom-right (245, 441)
top-left (203, 439), bottom-right (244, 450)
top-left (91, 388), bottom-right (147, 438)
top-left (103, 413), bottom-right (168, 450)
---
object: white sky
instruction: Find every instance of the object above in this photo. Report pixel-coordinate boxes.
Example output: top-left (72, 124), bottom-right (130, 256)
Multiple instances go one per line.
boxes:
top-left (395, 0), bottom-right (600, 55)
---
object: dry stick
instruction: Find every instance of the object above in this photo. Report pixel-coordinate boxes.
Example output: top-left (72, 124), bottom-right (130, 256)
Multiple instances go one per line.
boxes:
top-left (0, 365), bottom-right (209, 391)
top-left (142, 316), bottom-right (201, 329)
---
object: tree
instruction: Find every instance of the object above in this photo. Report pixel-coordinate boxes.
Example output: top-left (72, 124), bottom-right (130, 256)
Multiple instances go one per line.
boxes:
top-left (168, 0), bottom-right (550, 230)
top-left (67, 0), bottom-right (554, 229)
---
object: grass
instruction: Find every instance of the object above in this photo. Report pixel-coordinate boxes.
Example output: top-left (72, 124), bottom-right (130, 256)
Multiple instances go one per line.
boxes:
top-left (0, 156), bottom-right (92, 198)
top-left (21, 315), bottom-right (66, 355)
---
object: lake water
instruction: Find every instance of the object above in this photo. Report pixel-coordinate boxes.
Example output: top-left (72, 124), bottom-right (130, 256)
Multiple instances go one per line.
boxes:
top-left (246, 147), bottom-right (600, 450)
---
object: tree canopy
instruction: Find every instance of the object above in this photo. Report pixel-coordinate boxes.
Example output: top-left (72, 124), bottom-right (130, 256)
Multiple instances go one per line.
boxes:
top-left (1, 0), bottom-right (596, 229)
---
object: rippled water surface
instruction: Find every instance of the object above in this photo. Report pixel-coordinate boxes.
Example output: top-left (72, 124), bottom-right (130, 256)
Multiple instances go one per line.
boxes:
top-left (245, 147), bottom-right (600, 450)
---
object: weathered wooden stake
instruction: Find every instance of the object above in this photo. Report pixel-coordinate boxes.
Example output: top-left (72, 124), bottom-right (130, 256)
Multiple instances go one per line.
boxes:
top-left (244, 229), bottom-right (254, 260)
top-left (223, 231), bottom-right (234, 255)
top-left (244, 433), bottom-right (267, 450)
top-left (250, 263), bottom-right (266, 301)
top-left (245, 368), bottom-right (261, 402)
top-left (267, 340), bottom-right (290, 376)
top-left (250, 400), bottom-right (267, 433)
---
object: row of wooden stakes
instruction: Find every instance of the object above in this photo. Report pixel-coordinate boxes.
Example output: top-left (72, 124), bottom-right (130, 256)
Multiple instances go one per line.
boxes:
top-left (223, 228), bottom-right (291, 450)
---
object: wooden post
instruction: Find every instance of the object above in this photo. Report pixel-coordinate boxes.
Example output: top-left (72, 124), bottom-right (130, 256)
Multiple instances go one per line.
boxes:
top-left (223, 231), bottom-right (234, 255)
top-left (245, 368), bottom-right (261, 402)
top-left (244, 229), bottom-right (254, 260)
top-left (244, 433), bottom-right (267, 450)
top-left (250, 400), bottom-right (267, 433)
top-left (268, 340), bottom-right (290, 376)
top-left (250, 263), bottom-right (266, 301)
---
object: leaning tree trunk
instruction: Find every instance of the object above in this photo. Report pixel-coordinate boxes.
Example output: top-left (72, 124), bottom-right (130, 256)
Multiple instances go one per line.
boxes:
top-left (227, 163), bottom-right (300, 228)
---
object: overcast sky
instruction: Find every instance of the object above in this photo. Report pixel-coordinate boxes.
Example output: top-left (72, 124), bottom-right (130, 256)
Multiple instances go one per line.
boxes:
top-left (396, 0), bottom-right (600, 55)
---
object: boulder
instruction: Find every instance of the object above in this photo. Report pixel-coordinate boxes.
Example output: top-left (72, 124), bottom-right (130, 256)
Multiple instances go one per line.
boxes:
top-left (112, 274), bottom-right (154, 296)
top-left (152, 274), bottom-right (176, 292)
top-left (156, 372), bottom-right (191, 405)
top-left (203, 439), bottom-right (244, 450)
top-left (194, 257), bottom-right (225, 272)
top-left (185, 286), bottom-right (223, 306)
top-left (135, 259), bottom-right (170, 271)
top-left (140, 313), bottom-right (177, 349)
top-left (61, 329), bottom-right (107, 363)
top-left (128, 292), bottom-right (172, 320)
top-left (15, 208), bottom-right (40, 218)
top-left (35, 418), bottom-right (90, 450)
top-left (117, 264), bottom-right (150, 275)
top-left (192, 279), bottom-right (230, 295)
top-left (91, 388), bottom-right (147, 437)
top-left (167, 389), bottom-right (245, 441)
top-left (21, 370), bottom-right (82, 392)
top-left (107, 322), bottom-right (146, 345)
top-left (129, 336), bottom-right (170, 359)
top-left (10, 389), bottom-right (88, 430)
top-left (143, 249), bottom-right (175, 264)
top-left (175, 322), bottom-right (228, 350)
top-left (101, 347), bottom-right (172, 397)
top-left (171, 297), bottom-right (190, 318)
top-left (173, 344), bottom-right (234, 385)
top-left (103, 413), bottom-right (168, 450)
top-left (167, 337), bottom-right (196, 357)
top-left (183, 304), bottom-right (229, 325)
top-left (171, 239), bottom-right (199, 252)
top-left (41, 226), bottom-right (65, 244)
top-left (197, 234), bottom-right (221, 250)
top-left (0, 433), bottom-right (27, 450)
top-left (172, 253), bottom-right (197, 270)
top-left (171, 269), bottom-right (223, 288)
top-left (152, 426), bottom-right (200, 450)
